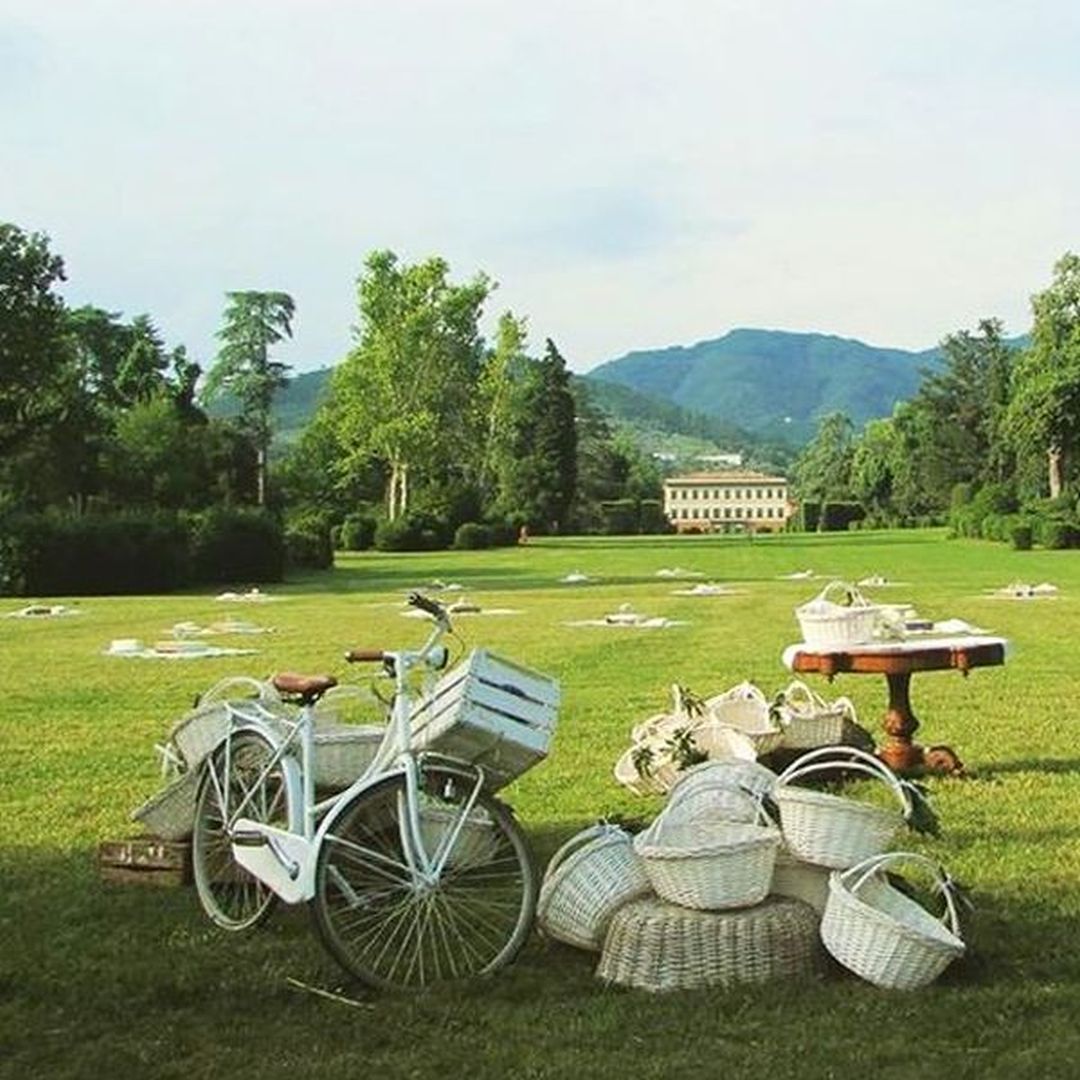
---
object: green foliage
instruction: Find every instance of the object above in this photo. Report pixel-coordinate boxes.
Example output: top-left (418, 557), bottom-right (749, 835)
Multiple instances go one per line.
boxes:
top-left (188, 507), bottom-right (285, 584)
top-left (800, 500), bottom-right (821, 532)
top-left (794, 412), bottom-right (855, 503)
top-left (338, 512), bottom-right (377, 551)
top-left (1010, 521), bottom-right (1034, 550)
top-left (453, 522), bottom-right (493, 550)
top-left (820, 501), bottom-right (865, 532)
top-left (374, 512), bottom-right (449, 552)
top-left (0, 511), bottom-right (191, 595)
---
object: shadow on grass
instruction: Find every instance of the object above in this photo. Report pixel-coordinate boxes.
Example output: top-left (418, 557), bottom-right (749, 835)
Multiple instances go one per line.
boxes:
top-left (976, 757), bottom-right (1080, 778)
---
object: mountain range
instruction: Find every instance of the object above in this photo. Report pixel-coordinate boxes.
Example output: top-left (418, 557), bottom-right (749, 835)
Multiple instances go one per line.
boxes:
top-left (252, 328), bottom-right (996, 453)
top-left (587, 328), bottom-right (942, 445)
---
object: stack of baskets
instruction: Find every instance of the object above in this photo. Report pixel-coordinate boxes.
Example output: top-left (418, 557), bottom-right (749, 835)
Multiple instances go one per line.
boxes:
top-left (547, 747), bottom-right (968, 992)
top-left (773, 745), bottom-right (967, 989)
top-left (541, 761), bottom-right (822, 992)
top-left (614, 678), bottom-right (860, 797)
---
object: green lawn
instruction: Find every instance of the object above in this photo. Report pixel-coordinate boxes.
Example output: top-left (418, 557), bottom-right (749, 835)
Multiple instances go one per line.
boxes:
top-left (3, 530), bottom-right (1080, 1079)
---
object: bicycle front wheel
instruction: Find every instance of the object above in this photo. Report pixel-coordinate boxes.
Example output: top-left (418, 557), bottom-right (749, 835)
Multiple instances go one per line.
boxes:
top-left (312, 766), bottom-right (536, 989)
top-left (192, 729), bottom-right (294, 932)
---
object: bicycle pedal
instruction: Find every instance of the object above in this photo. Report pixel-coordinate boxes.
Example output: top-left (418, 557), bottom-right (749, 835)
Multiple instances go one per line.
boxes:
top-left (232, 829), bottom-right (269, 847)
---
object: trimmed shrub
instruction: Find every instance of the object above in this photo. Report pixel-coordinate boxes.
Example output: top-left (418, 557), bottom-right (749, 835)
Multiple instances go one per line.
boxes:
top-left (453, 522), bottom-right (492, 550)
top-left (1010, 522), bottom-right (1034, 551)
top-left (485, 519), bottom-right (519, 547)
top-left (639, 499), bottom-right (670, 534)
top-left (800, 501), bottom-right (821, 532)
top-left (374, 512), bottom-right (449, 552)
top-left (339, 513), bottom-right (377, 551)
top-left (285, 511), bottom-right (334, 570)
top-left (821, 501), bottom-right (865, 532)
top-left (189, 507), bottom-right (285, 584)
top-left (1039, 517), bottom-right (1076, 550)
top-left (599, 499), bottom-right (639, 535)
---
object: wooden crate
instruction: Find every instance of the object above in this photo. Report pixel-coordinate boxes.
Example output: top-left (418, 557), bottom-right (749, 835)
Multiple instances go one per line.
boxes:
top-left (408, 649), bottom-right (560, 789)
top-left (98, 836), bottom-right (192, 887)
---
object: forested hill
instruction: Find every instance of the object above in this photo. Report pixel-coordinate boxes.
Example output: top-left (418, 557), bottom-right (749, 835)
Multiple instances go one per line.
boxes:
top-left (585, 328), bottom-right (940, 445)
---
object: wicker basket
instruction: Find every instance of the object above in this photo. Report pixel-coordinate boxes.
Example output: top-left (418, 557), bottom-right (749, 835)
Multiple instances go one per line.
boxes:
top-left (614, 740), bottom-right (675, 795)
top-left (770, 847), bottom-right (832, 914)
top-left (667, 759), bottom-right (777, 803)
top-left (821, 851), bottom-right (966, 989)
top-left (417, 804), bottom-right (502, 869)
top-left (659, 761), bottom-right (777, 829)
top-left (170, 695), bottom-right (289, 770)
top-left (703, 681), bottom-right (785, 755)
top-left (537, 824), bottom-right (653, 951)
top-left (597, 894), bottom-right (821, 992)
top-left (776, 680), bottom-right (854, 750)
top-left (633, 798), bottom-right (781, 910)
top-left (795, 582), bottom-right (880, 649)
top-left (130, 768), bottom-right (200, 841)
top-left (312, 724), bottom-right (386, 789)
top-left (773, 747), bottom-right (915, 869)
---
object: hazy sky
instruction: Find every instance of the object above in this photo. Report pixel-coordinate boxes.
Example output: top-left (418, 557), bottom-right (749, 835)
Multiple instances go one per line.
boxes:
top-left (3, 1), bottom-right (1079, 374)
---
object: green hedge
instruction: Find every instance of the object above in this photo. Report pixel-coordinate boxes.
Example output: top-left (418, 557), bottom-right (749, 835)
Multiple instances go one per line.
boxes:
top-left (0, 508), bottom-right (285, 596)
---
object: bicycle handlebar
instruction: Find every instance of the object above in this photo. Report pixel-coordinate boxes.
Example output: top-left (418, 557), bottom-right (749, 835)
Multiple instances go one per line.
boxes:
top-left (344, 649), bottom-right (386, 664)
top-left (407, 591), bottom-right (449, 623)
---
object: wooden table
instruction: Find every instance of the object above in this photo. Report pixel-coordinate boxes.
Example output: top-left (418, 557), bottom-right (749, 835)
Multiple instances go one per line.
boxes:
top-left (782, 636), bottom-right (1008, 775)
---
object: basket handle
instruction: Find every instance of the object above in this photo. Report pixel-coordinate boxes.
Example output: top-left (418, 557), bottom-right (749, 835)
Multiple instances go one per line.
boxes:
top-left (541, 823), bottom-right (627, 886)
top-left (777, 679), bottom-right (826, 712)
top-left (838, 851), bottom-right (965, 939)
top-left (776, 746), bottom-right (913, 818)
top-left (812, 580), bottom-right (872, 609)
top-left (657, 784), bottom-right (775, 834)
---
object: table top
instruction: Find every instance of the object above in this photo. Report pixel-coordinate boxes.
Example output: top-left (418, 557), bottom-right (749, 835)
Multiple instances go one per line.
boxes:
top-left (782, 635), bottom-right (1008, 676)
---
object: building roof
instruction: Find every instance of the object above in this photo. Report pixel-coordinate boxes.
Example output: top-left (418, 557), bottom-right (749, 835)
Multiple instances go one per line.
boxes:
top-left (663, 470), bottom-right (788, 485)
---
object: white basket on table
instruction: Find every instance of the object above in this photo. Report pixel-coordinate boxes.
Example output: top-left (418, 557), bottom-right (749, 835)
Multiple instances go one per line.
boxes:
top-left (795, 581), bottom-right (880, 649)
top-left (775, 680), bottom-right (855, 750)
top-left (659, 759), bottom-right (777, 829)
top-left (773, 746), bottom-right (922, 869)
top-left (634, 789), bottom-right (781, 910)
top-left (821, 851), bottom-right (966, 989)
top-left (702, 681), bottom-right (785, 756)
top-left (537, 824), bottom-right (653, 951)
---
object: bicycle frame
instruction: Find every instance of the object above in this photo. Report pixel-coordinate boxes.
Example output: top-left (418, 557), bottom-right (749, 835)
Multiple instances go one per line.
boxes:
top-left (226, 607), bottom-right (485, 905)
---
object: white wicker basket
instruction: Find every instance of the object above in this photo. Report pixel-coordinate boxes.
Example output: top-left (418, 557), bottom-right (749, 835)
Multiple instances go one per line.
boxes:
top-left (537, 824), bottom-right (653, 951)
top-left (170, 695), bottom-right (289, 770)
top-left (130, 768), bottom-right (200, 840)
top-left (775, 680), bottom-right (854, 750)
top-left (770, 847), bottom-right (831, 914)
top-left (703, 681), bottom-right (785, 755)
top-left (773, 747), bottom-right (915, 869)
top-left (659, 760), bottom-right (777, 829)
top-left (633, 795), bottom-right (781, 910)
top-left (312, 724), bottom-right (386, 789)
top-left (795, 582), bottom-right (880, 649)
top-left (820, 851), bottom-right (966, 989)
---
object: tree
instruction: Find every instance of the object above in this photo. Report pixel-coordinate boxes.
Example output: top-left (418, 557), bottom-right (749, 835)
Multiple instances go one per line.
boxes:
top-left (496, 339), bottom-right (577, 531)
top-left (0, 224), bottom-right (72, 461)
top-left (793, 412), bottom-right (855, 504)
top-left (204, 291), bottom-right (295, 505)
top-left (331, 251), bottom-right (491, 519)
top-left (1007, 253), bottom-right (1080, 497)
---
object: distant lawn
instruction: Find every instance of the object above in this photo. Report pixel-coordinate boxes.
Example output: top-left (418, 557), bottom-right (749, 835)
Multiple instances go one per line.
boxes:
top-left (3, 529), bottom-right (1080, 1079)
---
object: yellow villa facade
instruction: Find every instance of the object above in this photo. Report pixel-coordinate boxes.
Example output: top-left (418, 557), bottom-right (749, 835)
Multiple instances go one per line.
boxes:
top-left (662, 471), bottom-right (793, 533)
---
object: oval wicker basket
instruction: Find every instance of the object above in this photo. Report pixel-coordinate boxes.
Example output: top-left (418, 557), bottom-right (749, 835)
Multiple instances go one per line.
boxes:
top-left (130, 767), bottom-right (200, 840)
top-left (820, 851), bottom-right (965, 990)
top-left (537, 824), bottom-right (653, 951)
top-left (774, 746), bottom-right (913, 869)
top-left (703, 681), bottom-right (785, 756)
top-left (597, 894), bottom-right (821, 992)
top-left (633, 803), bottom-right (781, 911)
top-left (770, 847), bottom-right (832, 915)
top-left (795, 581), bottom-right (880, 649)
top-left (659, 761), bottom-right (777, 829)
top-left (775, 680), bottom-right (854, 750)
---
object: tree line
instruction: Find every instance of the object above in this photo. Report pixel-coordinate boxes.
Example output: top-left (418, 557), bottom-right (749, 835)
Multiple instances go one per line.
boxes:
top-left (791, 253), bottom-right (1080, 545)
top-left (0, 223), bottom-right (664, 591)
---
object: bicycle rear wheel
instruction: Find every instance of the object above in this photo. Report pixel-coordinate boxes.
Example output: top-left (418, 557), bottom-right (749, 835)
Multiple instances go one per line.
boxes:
top-left (192, 729), bottom-right (294, 931)
top-left (311, 765), bottom-right (536, 989)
